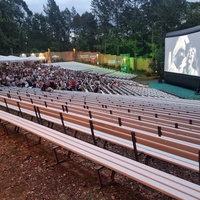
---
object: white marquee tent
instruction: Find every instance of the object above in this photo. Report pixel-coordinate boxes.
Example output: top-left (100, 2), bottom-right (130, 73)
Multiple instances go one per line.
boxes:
top-left (0, 55), bottom-right (45, 63)
top-left (7, 55), bottom-right (26, 62)
top-left (0, 55), bottom-right (10, 62)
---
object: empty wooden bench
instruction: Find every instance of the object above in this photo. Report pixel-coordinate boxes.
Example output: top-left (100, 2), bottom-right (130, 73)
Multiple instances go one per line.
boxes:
top-left (3, 95), bottom-right (199, 146)
top-left (0, 110), bottom-right (200, 200)
top-left (4, 91), bottom-right (200, 131)
top-left (1, 97), bottom-right (199, 178)
top-left (3, 93), bottom-right (200, 138)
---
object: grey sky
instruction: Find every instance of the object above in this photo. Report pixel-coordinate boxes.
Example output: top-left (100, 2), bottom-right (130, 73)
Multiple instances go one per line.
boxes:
top-left (24, 0), bottom-right (92, 15)
top-left (24, 0), bottom-right (198, 15)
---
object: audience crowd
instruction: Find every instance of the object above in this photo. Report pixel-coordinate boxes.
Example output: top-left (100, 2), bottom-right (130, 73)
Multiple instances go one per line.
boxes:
top-left (0, 62), bottom-right (120, 94)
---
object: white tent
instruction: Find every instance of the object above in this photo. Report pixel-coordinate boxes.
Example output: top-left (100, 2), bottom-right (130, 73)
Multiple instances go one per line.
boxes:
top-left (7, 55), bottom-right (25, 62)
top-left (25, 56), bottom-right (41, 61)
top-left (52, 55), bottom-right (59, 59)
top-left (0, 55), bottom-right (10, 62)
top-left (25, 53), bottom-right (45, 61)
top-left (0, 54), bottom-right (45, 63)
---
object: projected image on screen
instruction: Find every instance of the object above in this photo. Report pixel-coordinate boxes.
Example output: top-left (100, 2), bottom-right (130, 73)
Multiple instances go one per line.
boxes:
top-left (165, 32), bottom-right (200, 76)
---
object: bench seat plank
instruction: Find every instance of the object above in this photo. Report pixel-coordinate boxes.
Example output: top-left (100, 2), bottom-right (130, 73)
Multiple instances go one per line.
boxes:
top-left (0, 110), bottom-right (200, 200)
top-left (1, 97), bottom-right (199, 173)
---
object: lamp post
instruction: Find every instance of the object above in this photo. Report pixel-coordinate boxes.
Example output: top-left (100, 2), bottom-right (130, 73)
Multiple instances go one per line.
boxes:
top-left (48, 48), bottom-right (51, 63)
top-left (73, 48), bottom-right (76, 61)
top-left (96, 53), bottom-right (99, 65)
top-left (123, 58), bottom-right (126, 72)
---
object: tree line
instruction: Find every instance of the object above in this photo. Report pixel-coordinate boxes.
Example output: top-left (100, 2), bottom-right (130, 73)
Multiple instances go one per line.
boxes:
top-left (0, 0), bottom-right (200, 75)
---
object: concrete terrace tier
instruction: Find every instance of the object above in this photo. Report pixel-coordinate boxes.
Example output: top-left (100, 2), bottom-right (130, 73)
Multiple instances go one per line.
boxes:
top-left (46, 61), bottom-right (137, 80)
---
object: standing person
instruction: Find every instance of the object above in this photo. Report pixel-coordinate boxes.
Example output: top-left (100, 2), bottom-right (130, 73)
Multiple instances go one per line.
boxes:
top-left (71, 77), bottom-right (76, 91)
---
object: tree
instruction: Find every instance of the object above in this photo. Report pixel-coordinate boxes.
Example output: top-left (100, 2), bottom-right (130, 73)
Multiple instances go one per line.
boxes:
top-left (71, 12), bottom-right (97, 51)
top-left (23, 13), bottom-right (50, 53)
top-left (60, 8), bottom-right (72, 51)
top-left (44, 0), bottom-right (71, 51)
top-left (0, 0), bottom-right (32, 55)
top-left (91, 0), bottom-right (129, 55)
top-left (181, 2), bottom-right (200, 29)
top-left (141, 0), bottom-right (187, 75)
top-left (1, 0), bottom-right (199, 75)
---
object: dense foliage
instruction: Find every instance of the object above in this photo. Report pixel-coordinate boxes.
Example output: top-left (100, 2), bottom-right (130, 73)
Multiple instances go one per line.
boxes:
top-left (0, 0), bottom-right (200, 74)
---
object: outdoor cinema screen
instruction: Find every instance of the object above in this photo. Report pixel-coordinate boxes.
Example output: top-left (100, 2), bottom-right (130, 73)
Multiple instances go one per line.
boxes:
top-left (165, 27), bottom-right (200, 77)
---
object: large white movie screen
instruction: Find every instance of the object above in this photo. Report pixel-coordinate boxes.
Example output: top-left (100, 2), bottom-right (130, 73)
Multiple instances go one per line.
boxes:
top-left (165, 32), bottom-right (200, 76)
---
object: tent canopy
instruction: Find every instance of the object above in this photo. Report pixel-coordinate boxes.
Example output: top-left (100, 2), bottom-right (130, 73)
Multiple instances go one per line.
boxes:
top-left (0, 55), bottom-right (45, 63)
top-left (0, 55), bottom-right (10, 62)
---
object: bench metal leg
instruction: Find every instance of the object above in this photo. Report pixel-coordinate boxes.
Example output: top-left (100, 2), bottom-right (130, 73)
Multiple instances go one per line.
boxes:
top-left (111, 170), bottom-right (116, 182)
top-left (96, 166), bottom-right (116, 188)
top-left (16, 109), bottom-right (24, 118)
top-left (103, 141), bottom-right (107, 149)
top-left (0, 121), bottom-right (10, 136)
top-left (47, 122), bottom-right (54, 128)
top-left (5, 107), bottom-right (10, 113)
top-left (30, 116), bottom-right (34, 121)
top-left (145, 155), bottom-right (154, 165)
top-left (23, 132), bottom-right (41, 147)
top-left (1, 121), bottom-right (21, 136)
top-left (96, 166), bottom-right (104, 188)
top-left (52, 146), bottom-right (71, 165)
top-left (89, 120), bottom-right (97, 145)
top-left (131, 132), bottom-right (139, 161)
top-left (14, 126), bottom-right (20, 133)
top-left (199, 150), bottom-right (200, 185)
top-left (50, 123), bottom-right (54, 129)
top-left (47, 121), bottom-right (51, 127)
top-left (74, 130), bottom-right (78, 138)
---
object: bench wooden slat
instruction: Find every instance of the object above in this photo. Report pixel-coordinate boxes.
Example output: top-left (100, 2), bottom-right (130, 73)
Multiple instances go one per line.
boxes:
top-left (0, 110), bottom-right (200, 200)
top-left (1, 96), bottom-right (199, 173)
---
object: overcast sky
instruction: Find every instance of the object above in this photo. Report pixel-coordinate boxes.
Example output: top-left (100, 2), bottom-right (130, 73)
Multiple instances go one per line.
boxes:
top-left (24, 0), bottom-right (92, 15)
top-left (24, 0), bottom-right (198, 15)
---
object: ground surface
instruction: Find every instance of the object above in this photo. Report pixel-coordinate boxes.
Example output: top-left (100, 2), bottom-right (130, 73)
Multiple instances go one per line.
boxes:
top-left (0, 118), bottom-right (199, 200)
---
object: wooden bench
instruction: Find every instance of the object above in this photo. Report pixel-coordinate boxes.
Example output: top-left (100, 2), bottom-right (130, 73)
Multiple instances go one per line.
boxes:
top-left (2, 92), bottom-right (200, 135)
top-left (2, 87), bottom-right (200, 114)
top-left (1, 96), bottom-right (199, 177)
top-left (8, 90), bottom-right (200, 127)
top-left (3, 94), bottom-right (200, 145)
top-left (0, 110), bottom-right (200, 200)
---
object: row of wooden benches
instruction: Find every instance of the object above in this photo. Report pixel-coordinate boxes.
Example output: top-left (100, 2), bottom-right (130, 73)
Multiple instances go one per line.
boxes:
top-left (1, 89), bottom-right (200, 136)
top-left (1, 86), bottom-right (200, 114)
top-left (2, 92), bottom-right (200, 142)
top-left (11, 94), bottom-right (200, 142)
top-left (0, 108), bottom-right (200, 199)
top-left (1, 88), bottom-right (200, 177)
top-left (1, 89), bottom-right (200, 147)
top-left (1, 96), bottom-right (199, 177)
top-left (0, 88), bottom-right (198, 198)
top-left (2, 87), bottom-right (200, 120)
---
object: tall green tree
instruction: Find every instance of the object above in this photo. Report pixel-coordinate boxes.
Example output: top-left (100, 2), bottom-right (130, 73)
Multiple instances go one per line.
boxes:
top-left (71, 12), bottom-right (97, 51)
top-left (141, 0), bottom-right (187, 74)
top-left (91, 0), bottom-right (129, 55)
top-left (0, 0), bottom-right (32, 55)
top-left (25, 13), bottom-right (50, 53)
top-left (44, 0), bottom-right (71, 51)
top-left (118, 0), bottom-right (148, 57)
top-left (181, 2), bottom-right (200, 29)
top-left (60, 8), bottom-right (72, 51)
